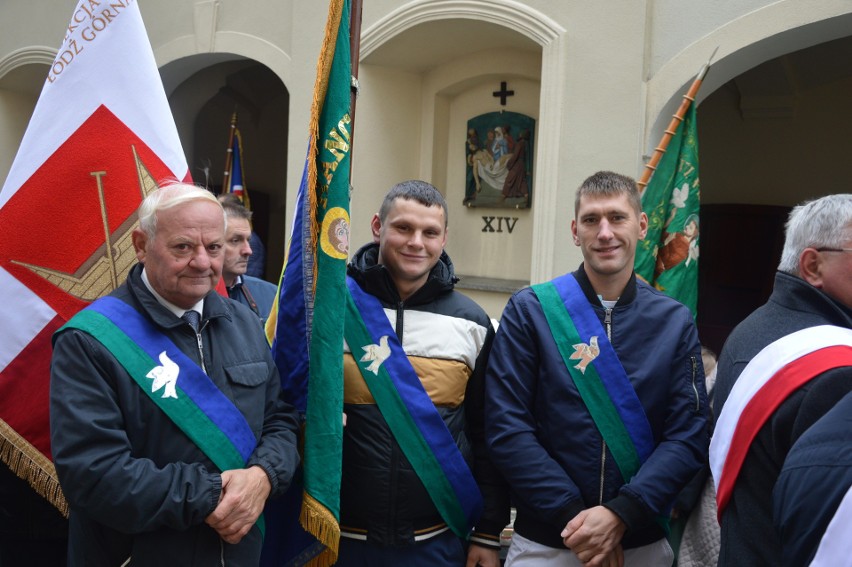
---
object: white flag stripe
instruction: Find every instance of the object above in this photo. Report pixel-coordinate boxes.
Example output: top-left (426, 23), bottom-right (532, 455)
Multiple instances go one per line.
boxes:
top-left (709, 325), bottom-right (852, 488)
top-left (0, 266), bottom-right (55, 373)
top-left (0, 0), bottom-right (187, 209)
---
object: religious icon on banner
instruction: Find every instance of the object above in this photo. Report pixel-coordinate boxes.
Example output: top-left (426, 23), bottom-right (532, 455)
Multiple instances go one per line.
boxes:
top-left (463, 111), bottom-right (535, 209)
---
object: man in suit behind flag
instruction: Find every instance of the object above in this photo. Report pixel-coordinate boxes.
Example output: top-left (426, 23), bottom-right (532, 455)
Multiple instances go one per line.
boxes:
top-left (710, 193), bottom-right (852, 566)
top-left (0, 0), bottom-right (194, 559)
top-left (262, 0), bottom-right (353, 564)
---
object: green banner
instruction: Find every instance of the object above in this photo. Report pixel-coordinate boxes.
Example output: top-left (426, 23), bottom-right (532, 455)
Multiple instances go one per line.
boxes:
top-left (635, 104), bottom-right (700, 316)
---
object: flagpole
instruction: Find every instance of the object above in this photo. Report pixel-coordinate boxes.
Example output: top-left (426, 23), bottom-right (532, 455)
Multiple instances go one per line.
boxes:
top-left (222, 112), bottom-right (237, 195)
top-left (349, 0), bottom-right (363, 156)
top-left (638, 47), bottom-right (718, 196)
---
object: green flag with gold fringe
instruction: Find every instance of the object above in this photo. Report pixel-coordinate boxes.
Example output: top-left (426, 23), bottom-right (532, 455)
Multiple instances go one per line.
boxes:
top-left (264, 0), bottom-right (351, 564)
top-left (635, 104), bottom-right (700, 316)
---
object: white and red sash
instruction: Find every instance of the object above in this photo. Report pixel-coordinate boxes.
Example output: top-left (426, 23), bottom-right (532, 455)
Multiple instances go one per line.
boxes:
top-left (710, 325), bottom-right (852, 518)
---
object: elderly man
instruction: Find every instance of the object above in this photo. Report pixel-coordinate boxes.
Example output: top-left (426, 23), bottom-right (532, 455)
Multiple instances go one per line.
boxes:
top-left (218, 194), bottom-right (277, 324)
top-left (710, 193), bottom-right (852, 566)
top-left (50, 183), bottom-right (300, 566)
top-left (486, 171), bottom-right (708, 567)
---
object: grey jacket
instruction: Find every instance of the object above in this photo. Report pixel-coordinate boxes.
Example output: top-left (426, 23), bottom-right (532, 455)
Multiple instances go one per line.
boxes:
top-left (50, 263), bottom-right (300, 566)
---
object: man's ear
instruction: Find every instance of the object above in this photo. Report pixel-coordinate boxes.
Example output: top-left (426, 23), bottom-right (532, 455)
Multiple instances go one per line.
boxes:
top-left (571, 219), bottom-right (580, 246)
top-left (132, 229), bottom-right (148, 263)
top-left (798, 248), bottom-right (824, 288)
top-left (638, 211), bottom-right (649, 240)
top-left (370, 213), bottom-right (382, 243)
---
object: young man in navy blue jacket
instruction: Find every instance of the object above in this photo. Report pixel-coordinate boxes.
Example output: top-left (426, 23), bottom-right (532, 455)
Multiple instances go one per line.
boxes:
top-left (485, 171), bottom-right (708, 567)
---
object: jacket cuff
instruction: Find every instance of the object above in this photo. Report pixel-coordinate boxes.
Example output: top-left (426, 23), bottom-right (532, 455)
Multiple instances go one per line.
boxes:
top-left (469, 530), bottom-right (502, 550)
top-left (208, 473), bottom-right (223, 517)
top-left (602, 493), bottom-right (650, 535)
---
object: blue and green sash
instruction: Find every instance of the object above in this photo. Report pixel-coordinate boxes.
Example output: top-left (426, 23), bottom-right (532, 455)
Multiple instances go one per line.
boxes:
top-left (344, 277), bottom-right (483, 537)
top-left (532, 274), bottom-right (654, 482)
top-left (60, 296), bottom-right (264, 532)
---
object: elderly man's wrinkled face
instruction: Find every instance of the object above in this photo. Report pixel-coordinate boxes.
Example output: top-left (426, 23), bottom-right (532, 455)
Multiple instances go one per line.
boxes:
top-left (133, 200), bottom-right (225, 309)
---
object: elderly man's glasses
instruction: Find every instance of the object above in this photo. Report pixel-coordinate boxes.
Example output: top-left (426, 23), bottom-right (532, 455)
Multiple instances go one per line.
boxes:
top-left (815, 247), bottom-right (852, 253)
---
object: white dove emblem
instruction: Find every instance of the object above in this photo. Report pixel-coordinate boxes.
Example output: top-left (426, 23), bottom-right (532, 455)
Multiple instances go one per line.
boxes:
top-left (669, 183), bottom-right (690, 209)
top-left (360, 335), bottom-right (391, 375)
top-left (146, 351), bottom-right (180, 399)
top-left (569, 336), bottom-right (600, 374)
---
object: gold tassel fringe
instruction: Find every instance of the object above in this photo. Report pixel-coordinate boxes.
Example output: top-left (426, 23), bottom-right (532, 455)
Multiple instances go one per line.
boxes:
top-left (0, 418), bottom-right (68, 517)
top-left (300, 492), bottom-right (340, 567)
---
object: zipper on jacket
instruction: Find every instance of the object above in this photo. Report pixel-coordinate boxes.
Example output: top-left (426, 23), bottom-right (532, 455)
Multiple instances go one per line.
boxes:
top-left (599, 440), bottom-right (606, 504)
top-left (690, 355), bottom-right (700, 413)
top-left (194, 321), bottom-right (209, 374)
top-left (220, 538), bottom-right (225, 566)
top-left (395, 301), bottom-right (405, 341)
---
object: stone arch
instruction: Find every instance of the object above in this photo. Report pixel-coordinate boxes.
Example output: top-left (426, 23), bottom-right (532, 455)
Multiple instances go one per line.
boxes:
top-left (645, 3), bottom-right (852, 153)
top-left (361, 0), bottom-right (567, 282)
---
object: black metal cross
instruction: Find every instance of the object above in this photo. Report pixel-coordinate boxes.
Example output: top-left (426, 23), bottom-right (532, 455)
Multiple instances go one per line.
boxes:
top-left (492, 81), bottom-right (514, 106)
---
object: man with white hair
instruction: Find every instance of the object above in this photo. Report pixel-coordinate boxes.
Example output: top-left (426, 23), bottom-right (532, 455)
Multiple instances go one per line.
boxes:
top-left (50, 183), bottom-right (300, 566)
top-left (711, 193), bottom-right (852, 566)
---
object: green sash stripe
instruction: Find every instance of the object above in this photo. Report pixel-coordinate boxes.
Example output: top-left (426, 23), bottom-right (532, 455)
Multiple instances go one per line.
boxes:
top-left (65, 310), bottom-right (247, 470)
top-left (343, 291), bottom-right (471, 535)
top-left (532, 282), bottom-right (641, 481)
top-left (62, 308), bottom-right (266, 535)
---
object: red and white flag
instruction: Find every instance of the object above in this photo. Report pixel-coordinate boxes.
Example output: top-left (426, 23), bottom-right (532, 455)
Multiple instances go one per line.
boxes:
top-left (0, 0), bottom-right (189, 512)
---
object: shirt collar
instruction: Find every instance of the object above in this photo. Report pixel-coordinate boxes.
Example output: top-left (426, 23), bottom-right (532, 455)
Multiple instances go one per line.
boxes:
top-left (141, 267), bottom-right (205, 319)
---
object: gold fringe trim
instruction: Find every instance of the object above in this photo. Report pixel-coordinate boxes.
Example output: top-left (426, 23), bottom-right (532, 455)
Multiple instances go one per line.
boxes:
top-left (307, 0), bottom-right (345, 294)
top-left (300, 492), bottom-right (340, 567)
top-left (0, 418), bottom-right (68, 517)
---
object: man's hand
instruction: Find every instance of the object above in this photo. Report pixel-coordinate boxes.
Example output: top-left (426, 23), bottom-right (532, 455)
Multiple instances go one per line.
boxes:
top-left (465, 543), bottom-right (500, 567)
top-left (561, 506), bottom-right (625, 567)
top-left (205, 466), bottom-right (271, 544)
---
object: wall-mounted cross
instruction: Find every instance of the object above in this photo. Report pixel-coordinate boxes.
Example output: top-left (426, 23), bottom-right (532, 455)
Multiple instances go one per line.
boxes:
top-left (493, 81), bottom-right (515, 106)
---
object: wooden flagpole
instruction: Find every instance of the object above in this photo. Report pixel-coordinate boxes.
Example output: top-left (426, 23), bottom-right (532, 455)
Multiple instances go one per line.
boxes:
top-left (349, 0), bottom-right (363, 157)
top-left (638, 47), bottom-right (718, 196)
top-left (221, 111), bottom-right (237, 195)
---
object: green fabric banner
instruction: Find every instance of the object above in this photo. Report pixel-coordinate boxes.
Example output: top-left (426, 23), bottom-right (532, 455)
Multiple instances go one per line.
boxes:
top-left (635, 104), bottom-right (700, 316)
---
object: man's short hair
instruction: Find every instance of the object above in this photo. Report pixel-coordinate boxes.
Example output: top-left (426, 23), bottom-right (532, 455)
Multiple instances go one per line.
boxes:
top-left (138, 182), bottom-right (224, 239)
top-left (218, 193), bottom-right (253, 223)
top-left (574, 171), bottom-right (642, 217)
top-left (378, 180), bottom-right (449, 228)
top-left (778, 193), bottom-right (852, 275)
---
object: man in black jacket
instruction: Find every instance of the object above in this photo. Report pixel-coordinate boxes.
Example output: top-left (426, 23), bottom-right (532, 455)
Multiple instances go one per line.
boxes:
top-left (338, 180), bottom-right (509, 566)
top-left (50, 183), bottom-right (300, 566)
top-left (711, 193), bottom-right (852, 566)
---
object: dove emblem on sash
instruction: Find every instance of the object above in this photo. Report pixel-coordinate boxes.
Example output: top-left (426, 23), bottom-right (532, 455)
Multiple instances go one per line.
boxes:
top-left (570, 336), bottom-right (600, 374)
top-left (361, 335), bottom-right (391, 375)
top-left (146, 351), bottom-right (180, 398)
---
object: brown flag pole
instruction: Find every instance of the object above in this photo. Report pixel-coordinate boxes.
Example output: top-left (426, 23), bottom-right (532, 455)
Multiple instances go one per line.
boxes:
top-left (349, 0), bottom-right (363, 159)
top-left (638, 47), bottom-right (718, 197)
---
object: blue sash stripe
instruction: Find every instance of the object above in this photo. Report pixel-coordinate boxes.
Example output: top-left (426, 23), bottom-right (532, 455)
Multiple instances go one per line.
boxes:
top-left (551, 274), bottom-right (655, 462)
top-left (89, 297), bottom-right (258, 463)
top-left (346, 278), bottom-right (483, 528)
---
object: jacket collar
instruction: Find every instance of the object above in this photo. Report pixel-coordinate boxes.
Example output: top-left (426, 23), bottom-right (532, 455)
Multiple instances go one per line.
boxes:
top-left (125, 263), bottom-right (233, 329)
top-left (571, 263), bottom-right (638, 308)
top-left (771, 271), bottom-right (852, 327)
top-left (346, 242), bottom-right (456, 305)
